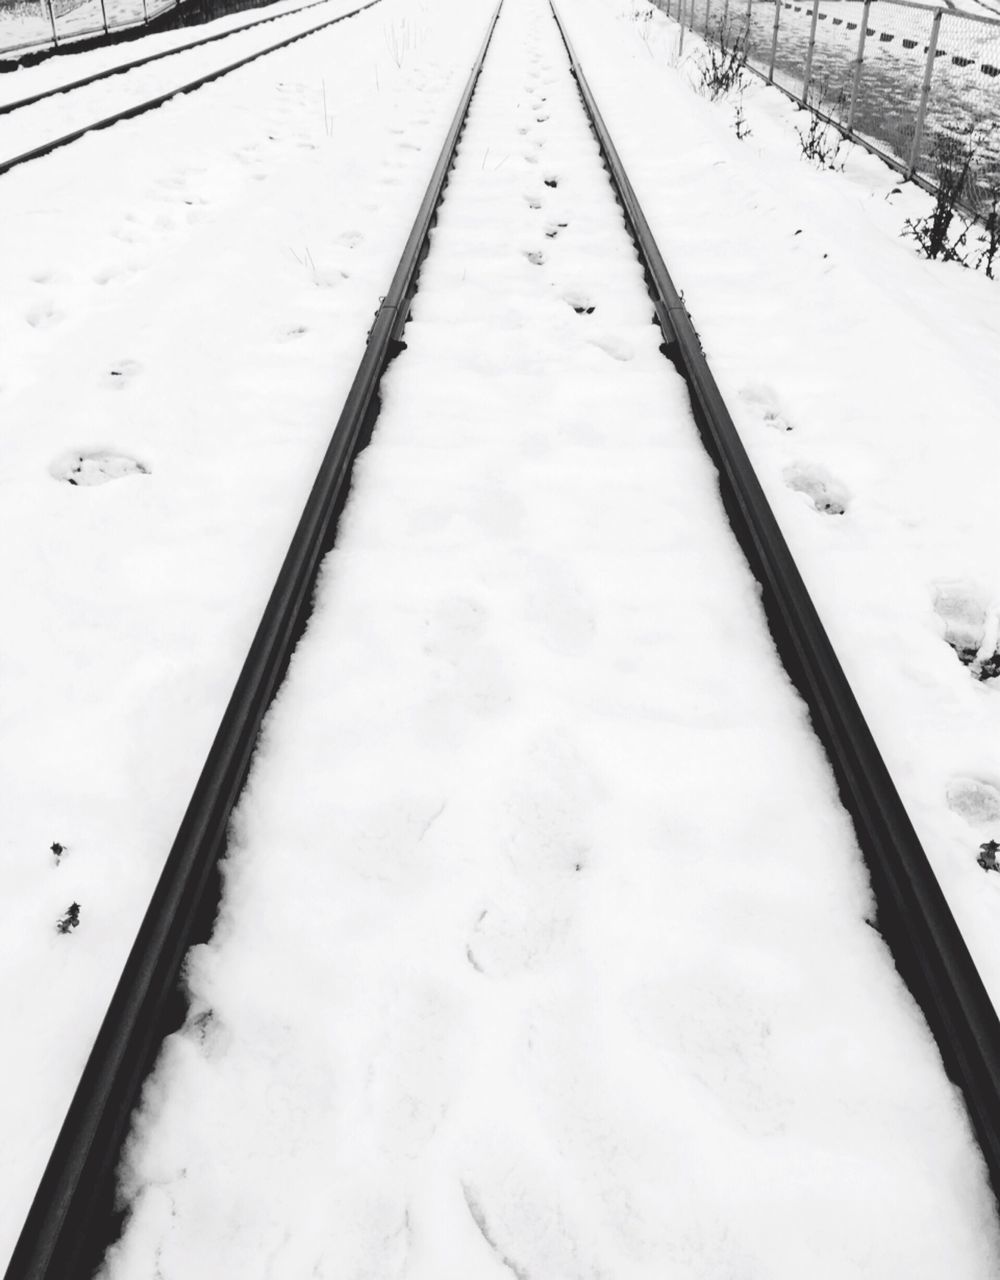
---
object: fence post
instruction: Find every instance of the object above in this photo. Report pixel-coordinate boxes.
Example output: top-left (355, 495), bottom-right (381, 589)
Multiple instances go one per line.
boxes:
top-left (42, 0), bottom-right (59, 45)
top-left (745, 0), bottom-right (752, 47)
top-left (908, 8), bottom-right (942, 177)
top-left (690, 0), bottom-right (696, 33)
top-left (802, 0), bottom-right (820, 100)
top-left (846, 0), bottom-right (871, 132)
top-left (679, 0), bottom-right (685, 53)
top-left (98, 0), bottom-right (108, 32)
top-left (705, 0), bottom-right (712, 38)
top-left (768, 0), bottom-right (781, 81)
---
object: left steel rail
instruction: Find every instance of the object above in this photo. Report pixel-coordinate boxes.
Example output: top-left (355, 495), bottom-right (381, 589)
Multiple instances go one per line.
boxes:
top-left (2, 5), bottom-right (503, 1277)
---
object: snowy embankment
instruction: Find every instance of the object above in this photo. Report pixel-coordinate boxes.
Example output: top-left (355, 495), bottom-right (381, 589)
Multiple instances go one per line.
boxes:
top-left (92, 0), bottom-right (1000, 1275)
top-left (0, 0), bottom-right (491, 1265)
top-left (567, 0), bottom-right (1000, 1006)
top-left (0, 0), bottom-right (337, 104)
top-left (0, 0), bottom-right (376, 155)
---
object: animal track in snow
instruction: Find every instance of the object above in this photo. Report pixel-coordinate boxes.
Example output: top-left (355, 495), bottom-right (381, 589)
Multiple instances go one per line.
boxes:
top-left (947, 777), bottom-right (1000, 825)
top-left (545, 220), bottom-right (568, 239)
top-left (525, 250), bottom-right (545, 266)
top-left (544, 176), bottom-right (558, 188)
top-left (564, 290), bottom-right (594, 314)
top-left (740, 382), bottom-right (794, 432)
top-left (51, 451), bottom-right (149, 486)
top-left (524, 194), bottom-right (542, 209)
top-left (783, 464), bottom-right (848, 515)
top-left (25, 301), bottom-right (62, 330)
top-left (933, 582), bottom-right (1000, 679)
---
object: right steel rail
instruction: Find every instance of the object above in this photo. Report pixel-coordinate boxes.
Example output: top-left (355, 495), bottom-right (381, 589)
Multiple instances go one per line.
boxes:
top-left (551, 0), bottom-right (1000, 1205)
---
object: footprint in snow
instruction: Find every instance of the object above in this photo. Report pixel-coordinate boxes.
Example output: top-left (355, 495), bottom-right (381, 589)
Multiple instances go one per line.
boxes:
top-left (739, 382), bottom-right (794, 432)
top-left (783, 463), bottom-right (848, 515)
top-left (946, 777), bottom-right (1000, 825)
top-left (51, 451), bottom-right (149, 486)
top-left (526, 250), bottom-right (545, 266)
top-left (933, 582), bottom-right (1000, 679)
top-left (25, 301), bottom-right (62, 330)
top-left (563, 290), bottom-right (593, 313)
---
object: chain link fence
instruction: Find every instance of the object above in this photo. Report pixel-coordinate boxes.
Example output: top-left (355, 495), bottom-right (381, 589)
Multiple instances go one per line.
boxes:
top-left (0, 0), bottom-right (189, 56)
top-left (655, 0), bottom-right (1000, 215)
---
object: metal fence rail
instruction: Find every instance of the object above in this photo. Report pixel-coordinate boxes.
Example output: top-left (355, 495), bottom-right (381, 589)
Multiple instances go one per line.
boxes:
top-left (0, 0), bottom-right (257, 58)
top-left (656, 0), bottom-right (1000, 213)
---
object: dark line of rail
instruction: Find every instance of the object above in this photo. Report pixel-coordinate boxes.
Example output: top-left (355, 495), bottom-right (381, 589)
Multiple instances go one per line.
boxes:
top-left (1, 5), bottom-right (502, 1278)
top-left (0, 0), bottom-right (383, 177)
top-left (549, 0), bottom-right (1000, 1207)
top-left (7, 0), bottom-right (1000, 1273)
top-left (0, 0), bottom-right (369, 117)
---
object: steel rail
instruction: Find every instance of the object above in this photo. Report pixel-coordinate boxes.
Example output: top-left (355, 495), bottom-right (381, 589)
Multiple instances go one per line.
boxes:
top-left (1, 5), bottom-right (503, 1277)
top-left (549, 0), bottom-right (1000, 1206)
top-left (0, 0), bottom-right (383, 177)
top-left (0, 0), bottom-right (371, 118)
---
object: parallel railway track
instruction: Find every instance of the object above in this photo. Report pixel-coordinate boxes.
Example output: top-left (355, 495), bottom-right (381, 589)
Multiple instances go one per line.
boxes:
top-left (0, 0), bottom-right (383, 177)
top-left (6, 0), bottom-right (1000, 1273)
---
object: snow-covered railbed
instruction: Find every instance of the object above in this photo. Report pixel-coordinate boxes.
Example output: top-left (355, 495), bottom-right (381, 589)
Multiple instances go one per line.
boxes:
top-left (94, 0), bottom-right (1000, 1273)
top-left (0, 0), bottom-right (344, 104)
top-left (0, 0), bottom-right (495, 1266)
top-left (560, 0), bottom-right (1000, 1013)
top-left (0, 0), bottom-right (378, 163)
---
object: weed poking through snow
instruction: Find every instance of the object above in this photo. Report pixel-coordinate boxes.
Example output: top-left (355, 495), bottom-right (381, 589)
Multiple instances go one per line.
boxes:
top-left (904, 133), bottom-right (976, 265)
top-left (56, 903), bottom-right (81, 934)
top-left (978, 840), bottom-right (1000, 872)
top-left (733, 90), bottom-right (751, 142)
top-left (697, 15), bottom-right (749, 102)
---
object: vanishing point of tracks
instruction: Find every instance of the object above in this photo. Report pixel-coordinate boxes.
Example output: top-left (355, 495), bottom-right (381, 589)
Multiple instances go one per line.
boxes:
top-left (6, 0), bottom-right (1000, 1275)
top-left (0, 0), bottom-right (382, 177)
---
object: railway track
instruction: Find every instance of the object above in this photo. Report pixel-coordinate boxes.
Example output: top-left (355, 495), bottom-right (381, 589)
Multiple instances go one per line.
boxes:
top-left (6, 0), bottom-right (1000, 1273)
top-left (0, 0), bottom-right (382, 178)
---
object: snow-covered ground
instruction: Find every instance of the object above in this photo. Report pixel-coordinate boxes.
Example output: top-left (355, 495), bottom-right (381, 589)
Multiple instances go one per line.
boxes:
top-left (0, 0), bottom-right (342, 103)
top-left (97, 0), bottom-right (1000, 1271)
top-left (567, 0), bottom-right (1000, 1014)
top-left (2, 0), bottom-right (1000, 1270)
top-left (0, 0), bottom-right (380, 154)
top-left (0, 0), bottom-right (490, 1264)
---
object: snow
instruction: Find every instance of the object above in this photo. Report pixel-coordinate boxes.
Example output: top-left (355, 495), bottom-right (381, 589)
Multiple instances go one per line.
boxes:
top-left (0, 0), bottom-right (384, 153)
top-left (560, 0), bottom-right (1000, 1015)
top-left (1, 0), bottom-right (1000, 1270)
top-left (89, 0), bottom-right (1000, 1275)
top-left (0, 0), bottom-right (345, 101)
top-left (0, 0), bottom-right (490, 1265)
